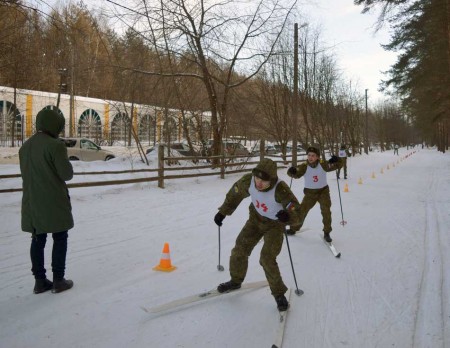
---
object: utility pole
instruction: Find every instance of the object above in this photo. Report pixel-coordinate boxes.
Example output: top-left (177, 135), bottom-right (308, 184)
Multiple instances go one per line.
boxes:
top-left (364, 89), bottom-right (369, 154)
top-left (56, 68), bottom-right (68, 109)
top-left (292, 23), bottom-right (299, 166)
top-left (69, 50), bottom-right (74, 137)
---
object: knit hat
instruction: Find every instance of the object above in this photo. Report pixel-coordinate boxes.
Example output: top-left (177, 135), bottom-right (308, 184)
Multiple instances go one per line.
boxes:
top-left (306, 146), bottom-right (320, 157)
top-left (252, 158), bottom-right (278, 183)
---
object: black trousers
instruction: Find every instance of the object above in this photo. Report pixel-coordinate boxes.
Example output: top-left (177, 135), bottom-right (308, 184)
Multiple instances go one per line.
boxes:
top-left (30, 231), bottom-right (68, 280)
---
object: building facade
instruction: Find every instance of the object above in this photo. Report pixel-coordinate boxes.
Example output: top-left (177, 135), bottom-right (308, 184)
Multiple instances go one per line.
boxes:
top-left (0, 86), bottom-right (211, 147)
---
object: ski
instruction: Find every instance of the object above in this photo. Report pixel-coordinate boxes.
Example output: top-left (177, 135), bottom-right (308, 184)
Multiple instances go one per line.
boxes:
top-left (322, 236), bottom-right (341, 258)
top-left (141, 280), bottom-right (269, 314)
top-left (271, 288), bottom-right (292, 348)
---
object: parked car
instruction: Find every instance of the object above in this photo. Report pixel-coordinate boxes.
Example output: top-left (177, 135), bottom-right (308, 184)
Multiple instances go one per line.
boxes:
top-left (265, 144), bottom-right (278, 155)
top-left (168, 142), bottom-right (200, 157)
top-left (206, 139), bottom-right (250, 157)
top-left (59, 138), bottom-right (115, 161)
top-left (145, 143), bottom-right (199, 157)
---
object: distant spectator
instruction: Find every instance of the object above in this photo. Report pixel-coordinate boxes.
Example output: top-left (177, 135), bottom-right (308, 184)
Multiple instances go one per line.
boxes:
top-left (394, 144), bottom-right (399, 155)
top-left (337, 144), bottom-right (350, 179)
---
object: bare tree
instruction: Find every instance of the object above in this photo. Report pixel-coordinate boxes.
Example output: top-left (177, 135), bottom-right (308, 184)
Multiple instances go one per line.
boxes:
top-left (105, 0), bottom-right (297, 160)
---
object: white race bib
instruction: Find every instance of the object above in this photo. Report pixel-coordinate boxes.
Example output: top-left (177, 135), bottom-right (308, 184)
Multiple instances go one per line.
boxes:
top-left (338, 149), bottom-right (347, 158)
top-left (249, 177), bottom-right (283, 220)
top-left (304, 164), bottom-right (328, 189)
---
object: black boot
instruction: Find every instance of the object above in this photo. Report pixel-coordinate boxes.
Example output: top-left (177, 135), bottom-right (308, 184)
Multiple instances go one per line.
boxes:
top-left (274, 294), bottom-right (289, 311)
top-left (34, 278), bottom-right (53, 294)
top-left (52, 278), bottom-right (73, 293)
top-left (324, 232), bottom-right (332, 243)
top-left (217, 280), bottom-right (241, 293)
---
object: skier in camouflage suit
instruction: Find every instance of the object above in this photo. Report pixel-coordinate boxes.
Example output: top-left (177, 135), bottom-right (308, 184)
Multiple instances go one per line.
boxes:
top-left (286, 146), bottom-right (342, 242)
top-left (213, 158), bottom-right (301, 311)
top-left (337, 144), bottom-right (350, 179)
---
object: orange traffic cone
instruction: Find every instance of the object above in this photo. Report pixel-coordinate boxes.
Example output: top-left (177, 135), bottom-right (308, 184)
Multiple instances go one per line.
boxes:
top-left (344, 183), bottom-right (349, 192)
top-left (358, 177), bottom-right (363, 185)
top-left (153, 243), bottom-right (177, 272)
top-left (371, 172), bottom-right (376, 179)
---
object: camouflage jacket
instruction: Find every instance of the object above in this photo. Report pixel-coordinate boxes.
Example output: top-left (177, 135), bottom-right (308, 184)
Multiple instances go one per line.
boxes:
top-left (218, 173), bottom-right (301, 226)
top-left (289, 159), bottom-right (343, 193)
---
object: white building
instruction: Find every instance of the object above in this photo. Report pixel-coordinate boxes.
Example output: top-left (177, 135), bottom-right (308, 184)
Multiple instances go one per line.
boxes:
top-left (0, 86), bottom-right (211, 146)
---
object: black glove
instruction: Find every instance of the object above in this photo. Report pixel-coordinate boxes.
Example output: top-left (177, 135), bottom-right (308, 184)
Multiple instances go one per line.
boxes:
top-left (287, 167), bottom-right (297, 177)
top-left (214, 212), bottom-right (225, 226)
top-left (328, 155), bottom-right (339, 164)
top-left (276, 210), bottom-right (289, 223)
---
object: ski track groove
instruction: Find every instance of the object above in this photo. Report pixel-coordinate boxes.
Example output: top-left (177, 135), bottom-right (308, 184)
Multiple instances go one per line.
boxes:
top-left (412, 168), bottom-right (444, 348)
top-left (351, 261), bottom-right (414, 347)
top-left (347, 266), bottom-right (360, 346)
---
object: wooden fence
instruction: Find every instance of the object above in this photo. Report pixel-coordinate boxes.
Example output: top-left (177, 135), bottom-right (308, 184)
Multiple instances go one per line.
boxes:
top-left (0, 143), bottom-right (299, 193)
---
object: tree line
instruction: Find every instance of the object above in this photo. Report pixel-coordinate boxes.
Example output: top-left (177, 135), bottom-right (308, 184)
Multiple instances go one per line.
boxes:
top-left (0, 0), bottom-right (446, 153)
top-left (355, 0), bottom-right (450, 152)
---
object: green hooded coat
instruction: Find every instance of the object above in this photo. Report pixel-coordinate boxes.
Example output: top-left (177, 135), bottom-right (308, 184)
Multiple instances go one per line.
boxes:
top-left (19, 109), bottom-right (74, 234)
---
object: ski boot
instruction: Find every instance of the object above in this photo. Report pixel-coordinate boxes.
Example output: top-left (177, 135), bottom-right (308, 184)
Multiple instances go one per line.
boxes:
top-left (274, 294), bottom-right (289, 311)
top-left (217, 280), bottom-right (241, 293)
top-left (324, 232), bottom-right (332, 243)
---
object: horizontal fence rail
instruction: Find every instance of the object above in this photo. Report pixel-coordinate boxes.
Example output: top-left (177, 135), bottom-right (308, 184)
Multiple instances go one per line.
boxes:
top-left (0, 143), bottom-right (302, 193)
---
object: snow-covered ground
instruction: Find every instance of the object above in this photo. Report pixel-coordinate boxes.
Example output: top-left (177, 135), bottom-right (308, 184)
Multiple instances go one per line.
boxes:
top-left (0, 146), bottom-right (449, 348)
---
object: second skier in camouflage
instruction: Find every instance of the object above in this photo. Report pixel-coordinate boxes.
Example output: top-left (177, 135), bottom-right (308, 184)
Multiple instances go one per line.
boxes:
top-left (287, 146), bottom-right (343, 242)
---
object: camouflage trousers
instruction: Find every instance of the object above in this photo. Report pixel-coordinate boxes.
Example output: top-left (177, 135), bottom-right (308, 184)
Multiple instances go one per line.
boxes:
top-left (337, 157), bottom-right (347, 178)
top-left (229, 218), bottom-right (287, 296)
top-left (291, 186), bottom-right (332, 233)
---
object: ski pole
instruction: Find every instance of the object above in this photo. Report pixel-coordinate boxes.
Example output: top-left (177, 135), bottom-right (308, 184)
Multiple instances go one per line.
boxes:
top-left (284, 229), bottom-right (304, 296)
top-left (336, 171), bottom-right (347, 226)
top-left (286, 175), bottom-right (303, 296)
top-left (217, 226), bottom-right (224, 271)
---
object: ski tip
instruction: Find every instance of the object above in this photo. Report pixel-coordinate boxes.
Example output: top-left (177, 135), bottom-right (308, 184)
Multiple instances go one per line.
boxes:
top-left (272, 345), bottom-right (279, 348)
top-left (336, 253), bottom-right (341, 258)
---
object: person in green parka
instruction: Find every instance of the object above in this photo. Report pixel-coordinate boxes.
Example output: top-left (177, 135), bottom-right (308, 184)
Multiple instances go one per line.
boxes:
top-left (19, 108), bottom-right (74, 294)
top-left (286, 146), bottom-right (342, 242)
top-left (213, 158), bottom-right (301, 311)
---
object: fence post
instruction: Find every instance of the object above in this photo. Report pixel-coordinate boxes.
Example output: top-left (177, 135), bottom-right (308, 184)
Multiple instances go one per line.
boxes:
top-left (260, 139), bottom-right (265, 161)
top-left (158, 145), bottom-right (165, 188)
top-left (220, 153), bottom-right (225, 179)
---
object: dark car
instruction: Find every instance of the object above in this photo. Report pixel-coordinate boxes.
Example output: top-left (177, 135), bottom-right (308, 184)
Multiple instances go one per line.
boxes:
top-left (168, 142), bottom-right (200, 157)
top-left (206, 140), bottom-right (250, 157)
top-left (146, 143), bottom-right (200, 159)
